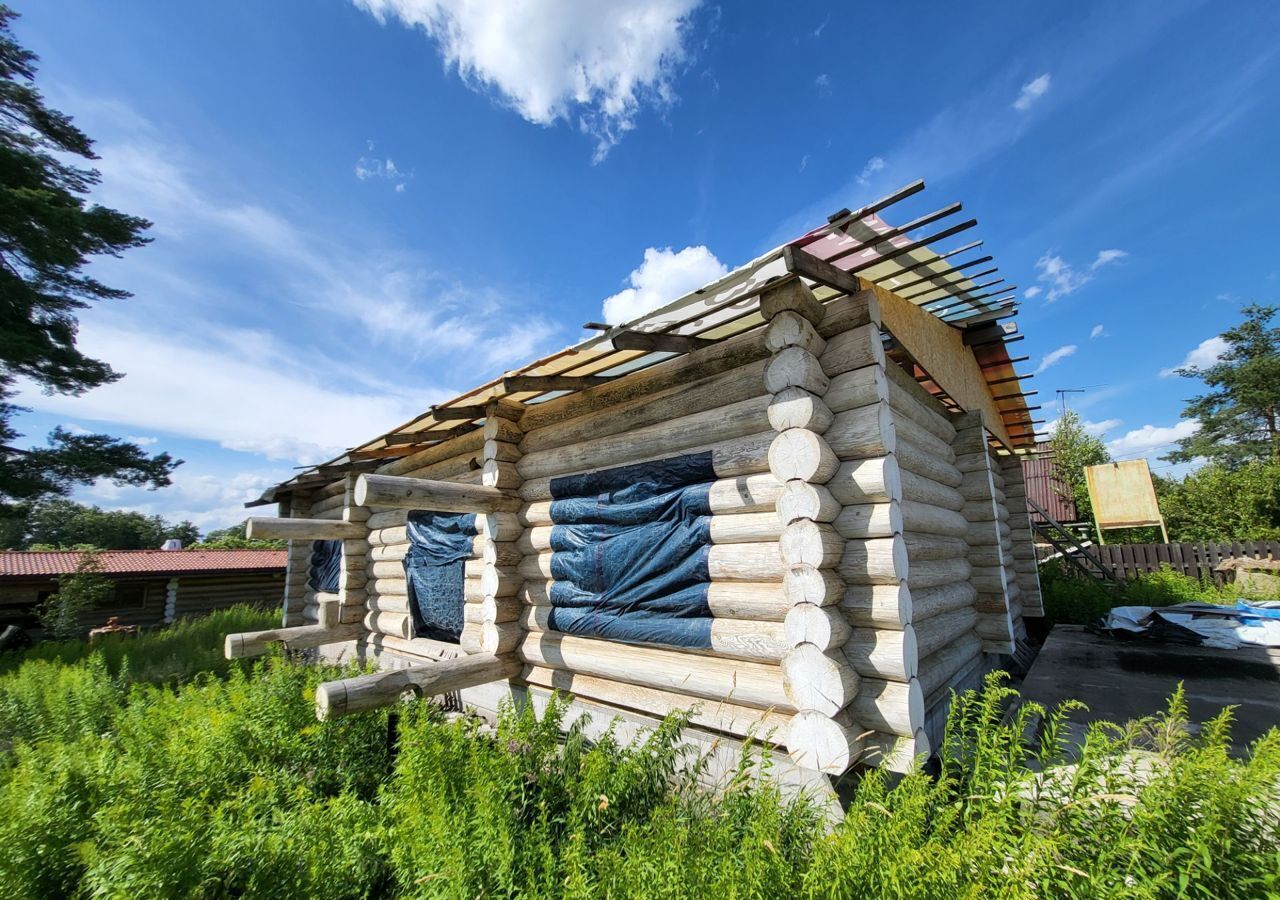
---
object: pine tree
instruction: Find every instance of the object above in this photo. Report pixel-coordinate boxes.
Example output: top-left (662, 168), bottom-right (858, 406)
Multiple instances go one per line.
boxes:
top-left (0, 5), bottom-right (180, 543)
top-left (1167, 304), bottom-right (1280, 467)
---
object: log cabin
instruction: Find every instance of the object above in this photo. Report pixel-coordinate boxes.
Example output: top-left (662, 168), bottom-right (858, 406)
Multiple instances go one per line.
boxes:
top-left (229, 181), bottom-right (1042, 785)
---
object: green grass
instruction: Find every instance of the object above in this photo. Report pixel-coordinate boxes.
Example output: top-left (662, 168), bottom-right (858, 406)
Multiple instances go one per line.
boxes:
top-left (1, 609), bottom-right (1278, 898)
top-left (1040, 561), bottom-right (1279, 627)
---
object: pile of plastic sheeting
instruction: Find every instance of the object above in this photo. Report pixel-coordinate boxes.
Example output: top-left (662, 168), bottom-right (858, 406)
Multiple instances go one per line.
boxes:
top-left (1104, 601), bottom-right (1280, 650)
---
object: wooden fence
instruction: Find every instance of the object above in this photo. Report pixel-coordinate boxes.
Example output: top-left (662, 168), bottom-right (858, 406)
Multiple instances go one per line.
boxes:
top-left (1090, 541), bottom-right (1280, 584)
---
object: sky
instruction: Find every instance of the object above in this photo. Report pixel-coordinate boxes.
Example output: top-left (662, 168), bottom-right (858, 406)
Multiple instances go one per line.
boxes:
top-left (9, 0), bottom-right (1280, 533)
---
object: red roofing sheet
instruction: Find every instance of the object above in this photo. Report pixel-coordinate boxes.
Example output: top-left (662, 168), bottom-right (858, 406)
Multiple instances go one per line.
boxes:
top-left (0, 549), bottom-right (287, 579)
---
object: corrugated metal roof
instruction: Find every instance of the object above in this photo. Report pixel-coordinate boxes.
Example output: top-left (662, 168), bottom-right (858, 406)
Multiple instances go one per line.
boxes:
top-left (0, 549), bottom-right (287, 579)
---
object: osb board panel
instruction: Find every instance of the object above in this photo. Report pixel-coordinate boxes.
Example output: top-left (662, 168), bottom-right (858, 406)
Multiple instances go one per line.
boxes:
top-left (1085, 459), bottom-right (1163, 529)
top-left (868, 282), bottom-right (1013, 446)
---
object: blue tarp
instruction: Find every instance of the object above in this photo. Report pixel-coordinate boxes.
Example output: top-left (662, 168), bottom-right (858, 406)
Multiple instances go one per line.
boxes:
top-left (309, 539), bottom-right (341, 592)
top-left (404, 510), bottom-right (477, 643)
top-left (546, 452), bottom-right (716, 649)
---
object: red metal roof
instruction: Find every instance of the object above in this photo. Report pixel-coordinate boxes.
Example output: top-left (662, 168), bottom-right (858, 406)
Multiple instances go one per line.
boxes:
top-left (0, 549), bottom-right (287, 579)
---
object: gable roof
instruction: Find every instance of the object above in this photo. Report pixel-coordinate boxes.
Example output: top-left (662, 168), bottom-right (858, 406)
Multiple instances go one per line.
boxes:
top-left (0, 549), bottom-right (287, 580)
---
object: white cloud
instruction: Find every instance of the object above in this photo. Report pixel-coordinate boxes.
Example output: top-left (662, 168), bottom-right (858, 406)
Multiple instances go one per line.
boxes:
top-left (1106, 420), bottom-right (1200, 458)
top-left (856, 156), bottom-right (885, 186)
top-left (1013, 73), bottom-right (1052, 111)
top-left (1089, 324), bottom-right (1107, 339)
top-left (1159, 335), bottom-right (1228, 377)
top-left (1044, 416), bottom-right (1123, 437)
top-left (1024, 286), bottom-right (1042, 299)
top-left (1034, 344), bottom-right (1077, 375)
top-left (798, 153), bottom-right (810, 172)
top-left (353, 0), bottom-right (702, 161)
top-left (1033, 248), bottom-right (1127, 302)
top-left (85, 467), bottom-right (291, 534)
top-left (601, 245), bottom-right (727, 324)
top-left (355, 151), bottom-right (410, 191)
top-left (815, 73), bottom-right (831, 94)
top-left (17, 322), bottom-right (432, 464)
top-left (126, 435), bottom-right (159, 446)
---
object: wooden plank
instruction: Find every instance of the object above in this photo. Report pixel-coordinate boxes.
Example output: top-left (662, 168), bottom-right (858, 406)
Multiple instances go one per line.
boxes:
top-left (783, 244), bottom-right (863, 295)
top-left (429, 404), bottom-right (487, 421)
top-left (503, 375), bottom-right (616, 393)
top-left (385, 423), bottom-right (480, 446)
top-left (611, 331), bottom-right (714, 354)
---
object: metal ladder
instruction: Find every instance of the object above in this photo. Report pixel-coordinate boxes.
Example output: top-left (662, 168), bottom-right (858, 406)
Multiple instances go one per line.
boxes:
top-left (1026, 498), bottom-right (1117, 583)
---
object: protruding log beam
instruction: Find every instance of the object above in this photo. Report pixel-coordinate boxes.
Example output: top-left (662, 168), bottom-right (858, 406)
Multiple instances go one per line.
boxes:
top-left (503, 374), bottom-right (615, 393)
top-left (315, 654), bottom-right (522, 720)
top-left (384, 423), bottom-right (480, 446)
top-left (429, 404), bottom-right (487, 420)
top-left (354, 474), bottom-right (521, 513)
top-left (245, 517), bottom-right (366, 541)
top-left (611, 330), bottom-right (714, 353)
top-left (225, 622), bottom-right (362, 659)
top-left (782, 244), bottom-right (863, 297)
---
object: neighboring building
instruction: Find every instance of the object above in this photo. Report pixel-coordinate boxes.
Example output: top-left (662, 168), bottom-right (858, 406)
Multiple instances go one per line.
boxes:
top-left (0, 548), bottom-right (286, 636)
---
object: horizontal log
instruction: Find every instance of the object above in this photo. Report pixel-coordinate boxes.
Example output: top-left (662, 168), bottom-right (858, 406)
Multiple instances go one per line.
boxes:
top-left (519, 632), bottom-right (792, 711)
top-left (522, 666), bottom-right (792, 741)
top-left (517, 394), bottom-right (770, 480)
top-left (820, 323), bottom-right (884, 378)
top-left (832, 502), bottom-right (901, 540)
top-left (367, 508), bottom-right (408, 530)
top-left (884, 371), bottom-right (956, 444)
top-left (355, 474), bottom-right (521, 513)
top-left (765, 309), bottom-right (827, 355)
top-left (783, 565), bottom-right (846, 608)
top-left (364, 610), bottom-right (411, 640)
top-left (861, 729), bottom-right (929, 775)
top-left (824, 364), bottom-right (888, 414)
top-left (837, 536), bottom-right (907, 585)
top-left (787, 708), bottom-right (864, 774)
top-left (784, 602), bottom-right (852, 651)
top-left (479, 566), bottom-right (521, 598)
top-left (504, 374), bottom-right (615, 393)
top-left (843, 624), bottom-right (918, 682)
top-left (517, 542), bottom-right (783, 582)
top-left (826, 456), bottom-right (900, 505)
top-left (519, 431), bottom-right (773, 502)
top-left (520, 580), bottom-right (788, 623)
top-left (899, 468), bottom-right (965, 511)
top-left (777, 481), bottom-right (841, 524)
top-left (840, 583), bottom-right (911, 629)
top-left (896, 436), bottom-right (962, 488)
top-left (849, 676), bottom-right (924, 737)
top-left (519, 606), bottom-right (786, 663)
top-left (316, 655), bottom-right (522, 720)
top-left (904, 533), bottom-right (970, 561)
top-left (901, 500), bottom-right (968, 538)
top-left (917, 632), bottom-right (983, 699)
top-left (768, 428), bottom-right (839, 484)
top-left (765, 346), bottom-right (829, 395)
top-left (768, 387), bottom-right (834, 433)
top-left (782, 644), bottom-right (860, 716)
top-left (225, 622), bottom-right (363, 659)
top-left (815, 289), bottom-right (876, 336)
top-left (761, 276), bottom-right (826, 323)
top-left (780, 520), bottom-right (844, 569)
top-left (519, 473), bottom-right (781, 525)
top-left (368, 595), bottom-right (409, 615)
top-left (611, 330), bottom-right (713, 354)
top-left (246, 517), bottom-right (365, 541)
top-left (905, 557), bottom-right (971, 591)
top-left (913, 607), bottom-right (978, 660)
top-left (824, 402), bottom-right (895, 460)
top-left (380, 438), bottom-right (484, 479)
top-left (912, 581), bottom-right (977, 622)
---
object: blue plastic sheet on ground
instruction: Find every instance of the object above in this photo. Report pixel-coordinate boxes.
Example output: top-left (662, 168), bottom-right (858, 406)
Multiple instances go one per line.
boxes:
top-left (404, 510), bottom-right (477, 643)
top-left (546, 452), bottom-right (716, 649)
top-left (309, 539), bottom-right (341, 592)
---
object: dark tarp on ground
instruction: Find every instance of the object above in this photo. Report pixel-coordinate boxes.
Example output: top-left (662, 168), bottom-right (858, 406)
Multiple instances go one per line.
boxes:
top-left (309, 539), bottom-right (342, 592)
top-left (547, 452), bottom-right (715, 649)
top-left (404, 510), bottom-right (477, 643)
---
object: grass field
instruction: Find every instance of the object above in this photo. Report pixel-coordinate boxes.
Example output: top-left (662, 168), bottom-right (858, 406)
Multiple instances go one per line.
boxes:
top-left (1, 606), bottom-right (1277, 898)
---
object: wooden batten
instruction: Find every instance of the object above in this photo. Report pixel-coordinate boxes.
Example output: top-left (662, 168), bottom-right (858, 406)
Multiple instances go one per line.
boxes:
top-left (245, 517), bottom-right (366, 541)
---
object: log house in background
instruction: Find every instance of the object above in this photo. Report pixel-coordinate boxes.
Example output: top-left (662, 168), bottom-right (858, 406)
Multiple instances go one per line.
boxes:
top-left (229, 181), bottom-right (1043, 787)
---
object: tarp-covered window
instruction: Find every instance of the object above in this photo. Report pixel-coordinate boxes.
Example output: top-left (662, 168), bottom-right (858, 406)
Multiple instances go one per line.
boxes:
top-left (309, 539), bottom-right (341, 592)
top-left (404, 510), bottom-right (477, 643)
top-left (546, 452), bottom-right (715, 650)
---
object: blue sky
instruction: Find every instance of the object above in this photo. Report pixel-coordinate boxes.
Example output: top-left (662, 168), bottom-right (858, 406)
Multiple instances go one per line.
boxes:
top-left (9, 0), bottom-right (1280, 532)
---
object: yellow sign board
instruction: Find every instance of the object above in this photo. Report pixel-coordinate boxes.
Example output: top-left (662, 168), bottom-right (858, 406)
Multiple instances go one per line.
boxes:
top-left (1084, 459), bottom-right (1167, 542)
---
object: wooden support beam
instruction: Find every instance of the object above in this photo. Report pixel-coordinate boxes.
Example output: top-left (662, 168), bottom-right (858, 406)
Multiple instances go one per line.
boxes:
top-left (315, 654), bottom-right (522, 719)
top-left (348, 445), bottom-right (412, 461)
top-left (783, 244), bottom-right (863, 296)
top-left (825, 179), bottom-right (925, 226)
top-left (846, 219), bottom-right (979, 275)
top-left (429, 404), bottom-right (487, 421)
top-left (611, 330), bottom-right (714, 353)
top-left (384, 423), bottom-right (480, 446)
top-left (503, 374), bottom-right (615, 393)
top-left (992, 390), bottom-right (1038, 401)
top-left (355, 473), bottom-right (521, 513)
top-left (225, 622), bottom-right (362, 659)
top-left (981, 356), bottom-right (1029, 370)
top-left (245, 517), bottom-right (365, 541)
